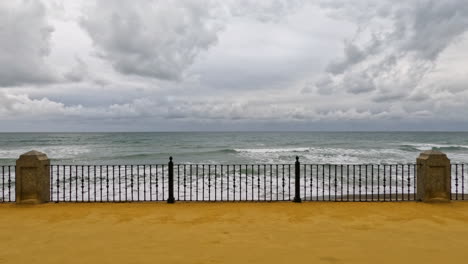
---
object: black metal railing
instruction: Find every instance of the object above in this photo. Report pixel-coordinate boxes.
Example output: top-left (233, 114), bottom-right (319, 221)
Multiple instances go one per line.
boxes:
top-left (46, 158), bottom-right (419, 202)
top-left (301, 163), bottom-right (417, 201)
top-left (50, 164), bottom-right (167, 202)
top-left (452, 164), bottom-right (467, 200)
top-left (2, 161), bottom-right (468, 203)
top-left (0, 165), bottom-right (15, 203)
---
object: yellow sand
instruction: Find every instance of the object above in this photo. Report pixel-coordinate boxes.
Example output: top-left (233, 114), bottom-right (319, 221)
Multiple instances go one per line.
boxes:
top-left (1, 202), bottom-right (468, 264)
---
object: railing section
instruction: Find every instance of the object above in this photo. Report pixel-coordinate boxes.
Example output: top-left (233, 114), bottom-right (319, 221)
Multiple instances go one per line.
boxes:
top-left (174, 164), bottom-right (294, 201)
top-left (301, 164), bottom-right (417, 201)
top-left (452, 164), bottom-right (467, 200)
top-left (0, 165), bottom-right (15, 203)
top-left (50, 165), bottom-right (167, 202)
top-left (2, 163), bottom-right (467, 203)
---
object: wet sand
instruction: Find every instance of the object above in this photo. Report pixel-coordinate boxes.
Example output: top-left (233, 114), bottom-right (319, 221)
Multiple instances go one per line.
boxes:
top-left (1, 202), bottom-right (468, 264)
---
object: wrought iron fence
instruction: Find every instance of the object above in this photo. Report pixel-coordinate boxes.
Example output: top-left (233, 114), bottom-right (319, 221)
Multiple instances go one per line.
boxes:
top-left (2, 161), bottom-right (468, 203)
top-left (50, 164), bottom-right (167, 202)
top-left (452, 164), bottom-right (467, 200)
top-left (48, 159), bottom-right (420, 202)
top-left (0, 166), bottom-right (15, 202)
top-left (301, 164), bottom-right (417, 201)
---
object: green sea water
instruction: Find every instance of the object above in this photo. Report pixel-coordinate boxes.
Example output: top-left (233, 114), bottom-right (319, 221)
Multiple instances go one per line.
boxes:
top-left (0, 132), bottom-right (467, 165)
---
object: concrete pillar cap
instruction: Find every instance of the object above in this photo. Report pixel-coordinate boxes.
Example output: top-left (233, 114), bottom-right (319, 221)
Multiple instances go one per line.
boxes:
top-left (18, 150), bottom-right (49, 161)
top-left (419, 150), bottom-right (447, 156)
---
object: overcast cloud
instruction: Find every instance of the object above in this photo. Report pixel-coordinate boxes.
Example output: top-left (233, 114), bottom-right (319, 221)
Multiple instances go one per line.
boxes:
top-left (0, 0), bottom-right (468, 131)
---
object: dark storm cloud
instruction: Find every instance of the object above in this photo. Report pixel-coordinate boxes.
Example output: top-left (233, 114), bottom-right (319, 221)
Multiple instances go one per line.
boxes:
top-left (1, 0), bottom-right (468, 131)
top-left (320, 0), bottom-right (468, 99)
top-left (0, 1), bottom-right (55, 86)
top-left (81, 0), bottom-right (224, 81)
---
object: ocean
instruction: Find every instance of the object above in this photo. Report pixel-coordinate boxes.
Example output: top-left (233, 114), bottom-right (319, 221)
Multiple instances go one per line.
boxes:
top-left (0, 132), bottom-right (467, 165)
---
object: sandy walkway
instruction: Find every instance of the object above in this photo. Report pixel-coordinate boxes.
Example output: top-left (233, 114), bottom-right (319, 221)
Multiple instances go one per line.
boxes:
top-left (1, 202), bottom-right (468, 264)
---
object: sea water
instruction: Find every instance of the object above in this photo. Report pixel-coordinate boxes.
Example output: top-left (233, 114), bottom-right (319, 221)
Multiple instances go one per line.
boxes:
top-left (0, 132), bottom-right (467, 165)
top-left (1, 132), bottom-right (467, 201)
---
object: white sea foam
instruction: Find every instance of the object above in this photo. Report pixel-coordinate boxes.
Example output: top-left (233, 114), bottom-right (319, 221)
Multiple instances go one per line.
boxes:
top-left (234, 146), bottom-right (412, 164)
top-left (0, 145), bottom-right (90, 159)
top-left (234, 147), bottom-right (311, 153)
top-left (399, 143), bottom-right (468, 151)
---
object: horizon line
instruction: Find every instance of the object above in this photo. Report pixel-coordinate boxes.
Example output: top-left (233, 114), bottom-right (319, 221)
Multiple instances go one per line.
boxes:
top-left (1, 130), bottom-right (468, 133)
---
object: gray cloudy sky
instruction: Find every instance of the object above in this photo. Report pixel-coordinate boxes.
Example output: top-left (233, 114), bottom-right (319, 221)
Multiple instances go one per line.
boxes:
top-left (1, 0), bottom-right (468, 131)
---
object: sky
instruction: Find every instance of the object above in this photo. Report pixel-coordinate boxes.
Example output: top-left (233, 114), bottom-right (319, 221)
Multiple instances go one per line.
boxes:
top-left (1, 0), bottom-right (468, 132)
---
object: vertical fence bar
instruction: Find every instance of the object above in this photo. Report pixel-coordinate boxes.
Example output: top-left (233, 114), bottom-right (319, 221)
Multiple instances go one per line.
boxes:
top-left (233, 165), bottom-right (236, 201)
top-left (407, 164), bottom-right (410, 201)
top-left (334, 165), bottom-right (337, 202)
top-left (176, 165), bottom-right (179, 201)
top-left (282, 165), bottom-right (285, 201)
top-left (340, 165), bottom-right (343, 201)
top-left (383, 165), bottom-right (386, 202)
top-left (1, 166), bottom-right (4, 202)
top-left (8, 166), bottom-right (11, 202)
top-left (81, 166), bottom-right (84, 202)
top-left (124, 165), bottom-right (127, 201)
top-left (401, 164), bottom-right (404, 201)
top-left (309, 165), bottom-right (313, 201)
top-left (190, 165), bottom-right (193, 201)
top-left (288, 164), bottom-right (291, 201)
top-left (143, 165), bottom-right (146, 201)
top-left (264, 164), bottom-right (267, 201)
top-left (358, 165), bottom-right (362, 201)
top-left (346, 165), bottom-right (349, 201)
top-left (257, 165), bottom-right (260, 201)
top-left (156, 165), bottom-right (160, 201)
top-left (456, 164), bottom-right (459, 200)
top-left (413, 164), bottom-right (416, 201)
top-left (202, 165), bottom-right (205, 201)
top-left (294, 157), bottom-right (301, 203)
top-left (167, 157), bottom-right (175, 203)
top-left (56, 165), bottom-right (59, 202)
top-left (196, 165), bottom-right (199, 201)
top-left (463, 164), bottom-right (465, 200)
top-left (395, 165), bottom-right (398, 202)
top-left (365, 165), bottom-right (368, 201)
top-left (352, 165), bottom-right (356, 202)
top-left (118, 165), bottom-right (121, 202)
top-left (209, 165), bottom-right (212, 201)
top-left (377, 165), bottom-right (380, 201)
top-left (215, 165), bottom-right (218, 201)
top-left (87, 166), bottom-right (90, 202)
top-left (246, 165), bottom-right (249, 201)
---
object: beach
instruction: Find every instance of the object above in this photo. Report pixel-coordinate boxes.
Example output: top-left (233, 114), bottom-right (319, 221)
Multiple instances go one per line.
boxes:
top-left (1, 202), bottom-right (468, 263)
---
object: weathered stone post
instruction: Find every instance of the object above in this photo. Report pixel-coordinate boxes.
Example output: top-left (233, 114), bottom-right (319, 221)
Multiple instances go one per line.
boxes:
top-left (16, 150), bottom-right (50, 204)
top-left (416, 150), bottom-right (451, 202)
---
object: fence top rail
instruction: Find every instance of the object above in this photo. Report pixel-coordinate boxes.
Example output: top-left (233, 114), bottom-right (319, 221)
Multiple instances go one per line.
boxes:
top-left (1, 162), bottom-right (465, 167)
top-left (301, 163), bottom-right (417, 166)
top-left (48, 164), bottom-right (167, 167)
top-left (44, 163), bottom-right (420, 167)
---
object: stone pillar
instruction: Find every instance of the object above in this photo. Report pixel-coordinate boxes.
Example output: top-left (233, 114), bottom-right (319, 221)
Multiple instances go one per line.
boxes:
top-left (416, 150), bottom-right (451, 202)
top-left (16, 150), bottom-right (50, 204)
